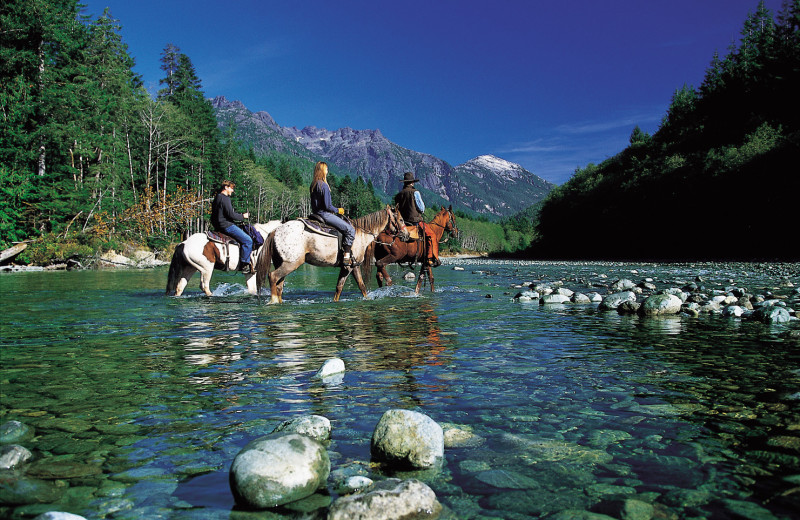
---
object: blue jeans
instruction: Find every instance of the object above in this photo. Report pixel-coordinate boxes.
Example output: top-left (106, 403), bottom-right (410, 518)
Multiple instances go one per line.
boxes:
top-left (224, 225), bottom-right (253, 265)
top-left (317, 212), bottom-right (355, 247)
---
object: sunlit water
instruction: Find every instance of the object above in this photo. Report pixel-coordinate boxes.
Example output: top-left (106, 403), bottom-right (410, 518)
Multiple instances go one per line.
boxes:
top-left (1, 261), bottom-right (799, 519)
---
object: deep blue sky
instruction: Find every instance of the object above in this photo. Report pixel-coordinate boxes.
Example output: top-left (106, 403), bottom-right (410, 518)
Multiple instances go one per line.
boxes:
top-left (81, 0), bottom-right (783, 185)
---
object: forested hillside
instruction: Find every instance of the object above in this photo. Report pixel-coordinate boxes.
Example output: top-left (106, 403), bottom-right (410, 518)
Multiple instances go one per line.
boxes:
top-left (0, 0), bottom-right (529, 264)
top-left (528, 1), bottom-right (799, 261)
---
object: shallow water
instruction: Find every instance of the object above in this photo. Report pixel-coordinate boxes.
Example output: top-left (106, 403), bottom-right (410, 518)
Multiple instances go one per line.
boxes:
top-left (1, 261), bottom-right (799, 519)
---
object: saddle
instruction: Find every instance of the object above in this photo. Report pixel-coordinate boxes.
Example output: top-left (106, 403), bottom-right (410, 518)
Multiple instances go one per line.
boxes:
top-left (299, 215), bottom-right (339, 238)
top-left (299, 215), bottom-right (344, 258)
top-left (206, 230), bottom-right (237, 245)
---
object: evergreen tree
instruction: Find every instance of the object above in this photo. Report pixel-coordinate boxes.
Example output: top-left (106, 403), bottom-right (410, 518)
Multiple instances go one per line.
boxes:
top-left (157, 49), bottom-right (221, 196)
top-left (158, 43), bottom-right (181, 98)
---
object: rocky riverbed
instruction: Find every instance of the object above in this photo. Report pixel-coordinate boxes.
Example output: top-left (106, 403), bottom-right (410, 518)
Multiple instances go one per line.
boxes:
top-left (1, 260), bottom-right (798, 519)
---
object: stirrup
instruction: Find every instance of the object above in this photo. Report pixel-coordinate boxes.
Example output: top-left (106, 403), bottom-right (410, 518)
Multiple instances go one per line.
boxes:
top-left (341, 254), bottom-right (360, 267)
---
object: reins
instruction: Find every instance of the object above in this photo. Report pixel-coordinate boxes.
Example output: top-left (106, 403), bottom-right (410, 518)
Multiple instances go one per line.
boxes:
top-left (426, 213), bottom-right (457, 244)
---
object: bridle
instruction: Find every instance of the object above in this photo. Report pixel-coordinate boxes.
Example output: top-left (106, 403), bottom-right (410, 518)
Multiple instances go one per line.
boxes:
top-left (429, 209), bottom-right (458, 244)
top-left (358, 206), bottom-right (406, 245)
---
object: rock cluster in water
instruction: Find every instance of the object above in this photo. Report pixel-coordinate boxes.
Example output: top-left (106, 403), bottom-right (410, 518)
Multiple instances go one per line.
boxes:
top-left (224, 359), bottom-right (447, 517)
top-left (513, 271), bottom-right (798, 325)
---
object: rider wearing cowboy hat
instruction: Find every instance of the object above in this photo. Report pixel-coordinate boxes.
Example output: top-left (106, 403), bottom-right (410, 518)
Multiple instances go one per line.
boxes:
top-left (395, 171), bottom-right (439, 266)
top-left (394, 172), bottom-right (426, 225)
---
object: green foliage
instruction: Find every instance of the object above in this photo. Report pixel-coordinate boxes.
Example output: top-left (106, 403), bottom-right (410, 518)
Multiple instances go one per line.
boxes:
top-left (20, 233), bottom-right (94, 264)
top-left (0, 166), bottom-right (33, 248)
top-left (704, 122), bottom-right (783, 173)
top-left (0, 0), bottom-right (527, 260)
top-left (530, 0), bottom-right (800, 260)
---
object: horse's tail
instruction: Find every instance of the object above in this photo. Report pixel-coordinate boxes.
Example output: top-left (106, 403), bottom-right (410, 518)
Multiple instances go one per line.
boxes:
top-left (165, 243), bottom-right (185, 295)
top-left (362, 240), bottom-right (375, 289)
top-left (256, 230), bottom-right (275, 294)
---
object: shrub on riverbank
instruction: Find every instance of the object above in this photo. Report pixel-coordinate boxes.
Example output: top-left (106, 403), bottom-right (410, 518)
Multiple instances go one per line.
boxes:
top-left (18, 233), bottom-right (138, 266)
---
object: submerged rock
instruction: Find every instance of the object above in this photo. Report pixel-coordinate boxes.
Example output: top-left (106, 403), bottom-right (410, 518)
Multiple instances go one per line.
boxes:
top-left (371, 409), bottom-right (444, 469)
top-left (328, 478), bottom-right (442, 520)
top-left (0, 444), bottom-right (32, 469)
top-left (441, 424), bottom-right (484, 448)
top-left (32, 513), bottom-right (88, 520)
top-left (500, 434), bottom-right (612, 464)
top-left (271, 415), bottom-right (331, 442)
top-left (475, 469), bottom-right (540, 490)
top-left (0, 421), bottom-right (34, 445)
top-left (229, 432), bottom-right (330, 509)
top-left (753, 305), bottom-right (791, 323)
top-left (0, 476), bottom-right (63, 505)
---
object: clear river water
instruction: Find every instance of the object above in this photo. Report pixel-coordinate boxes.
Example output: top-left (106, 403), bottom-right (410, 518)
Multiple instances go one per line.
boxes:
top-left (1, 260), bottom-right (799, 520)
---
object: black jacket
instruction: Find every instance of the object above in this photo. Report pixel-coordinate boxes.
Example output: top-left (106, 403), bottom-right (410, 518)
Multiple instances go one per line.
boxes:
top-left (211, 193), bottom-right (245, 230)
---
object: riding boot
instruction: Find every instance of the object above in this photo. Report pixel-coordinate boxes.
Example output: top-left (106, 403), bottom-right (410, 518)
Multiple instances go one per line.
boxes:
top-left (342, 244), bottom-right (353, 267)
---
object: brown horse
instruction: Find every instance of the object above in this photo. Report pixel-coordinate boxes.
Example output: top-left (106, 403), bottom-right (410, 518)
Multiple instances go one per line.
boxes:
top-left (256, 205), bottom-right (407, 303)
top-left (374, 206), bottom-right (459, 293)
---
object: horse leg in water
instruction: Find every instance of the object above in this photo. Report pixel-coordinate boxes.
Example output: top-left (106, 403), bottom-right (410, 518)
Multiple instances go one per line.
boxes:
top-left (426, 263), bottom-right (435, 292)
top-left (415, 263), bottom-right (435, 294)
top-left (351, 266), bottom-right (369, 298)
top-left (375, 258), bottom-right (394, 287)
top-left (375, 240), bottom-right (406, 287)
top-left (333, 266), bottom-right (354, 302)
top-left (268, 258), bottom-right (299, 304)
top-left (171, 263), bottom-right (197, 296)
top-left (244, 273), bottom-right (258, 295)
top-left (197, 263), bottom-right (214, 296)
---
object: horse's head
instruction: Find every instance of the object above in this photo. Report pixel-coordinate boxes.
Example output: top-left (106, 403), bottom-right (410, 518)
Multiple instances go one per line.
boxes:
top-left (444, 205), bottom-right (459, 239)
top-left (387, 205), bottom-right (410, 241)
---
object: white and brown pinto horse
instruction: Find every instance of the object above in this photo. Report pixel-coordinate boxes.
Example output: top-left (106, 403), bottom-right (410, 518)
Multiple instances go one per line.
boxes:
top-left (165, 221), bottom-right (281, 297)
top-left (256, 205), bottom-right (407, 303)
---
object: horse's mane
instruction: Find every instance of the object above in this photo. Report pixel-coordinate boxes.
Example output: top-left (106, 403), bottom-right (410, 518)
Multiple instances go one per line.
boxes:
top-left (352, 207), bottom-right (388, 233)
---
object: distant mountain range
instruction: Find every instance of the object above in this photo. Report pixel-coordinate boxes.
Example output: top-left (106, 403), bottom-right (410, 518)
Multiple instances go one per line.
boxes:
top-left (211, 96), bottom-right (554, 218)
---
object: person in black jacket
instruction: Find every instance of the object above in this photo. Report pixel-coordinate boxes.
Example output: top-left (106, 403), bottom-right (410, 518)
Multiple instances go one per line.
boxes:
top-left (211, 180), bottom-right (253, 273)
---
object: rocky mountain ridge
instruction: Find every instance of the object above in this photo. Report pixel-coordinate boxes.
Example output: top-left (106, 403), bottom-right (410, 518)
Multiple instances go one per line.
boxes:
top-left (212, 96), bottom-right (554, 218)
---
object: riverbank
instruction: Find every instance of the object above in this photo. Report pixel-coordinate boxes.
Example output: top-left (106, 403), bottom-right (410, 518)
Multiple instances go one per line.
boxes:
top-left (0, 248), bottom-right (169, 272)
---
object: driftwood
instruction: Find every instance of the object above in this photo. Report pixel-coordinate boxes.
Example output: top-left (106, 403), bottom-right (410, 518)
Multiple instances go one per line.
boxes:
top-left (0, 243), bottom-right (27, 264)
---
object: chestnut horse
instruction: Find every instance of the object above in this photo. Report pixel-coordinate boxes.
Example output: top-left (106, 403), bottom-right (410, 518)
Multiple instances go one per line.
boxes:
top-left (256, 205), bottom-right (408, 303)
top-left (374, 206), bottom-right (459, 293)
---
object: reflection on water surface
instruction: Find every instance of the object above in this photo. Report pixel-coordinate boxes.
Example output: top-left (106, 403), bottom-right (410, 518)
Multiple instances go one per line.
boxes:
top-left (1, 261), bottom-right (799, 519)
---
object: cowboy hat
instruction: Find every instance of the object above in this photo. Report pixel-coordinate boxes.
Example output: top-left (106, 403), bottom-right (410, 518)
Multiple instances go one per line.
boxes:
top-left (401, 172), bottom-right (420, 183)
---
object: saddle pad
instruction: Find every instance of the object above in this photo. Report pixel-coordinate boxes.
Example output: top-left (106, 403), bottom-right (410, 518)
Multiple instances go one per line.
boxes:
top-left (405, 227), bottom-right (420, 240)
top-left (206, 230), bottom-right (237, 245)
top-left (299, 218), bottom-right (338, 238)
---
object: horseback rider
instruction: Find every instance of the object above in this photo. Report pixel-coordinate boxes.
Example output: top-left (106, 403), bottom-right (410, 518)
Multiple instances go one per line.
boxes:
top-left (394, 172), bottom-right (426, 226)
top-left (395, 171), bottom-right (437, 265)
top-left (310, 161), bottom-right (356, 266)
top-left (211, 180), bottom-right (253, 274)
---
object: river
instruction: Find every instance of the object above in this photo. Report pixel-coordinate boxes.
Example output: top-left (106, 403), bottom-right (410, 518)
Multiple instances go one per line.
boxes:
top-left (1, 260), bottom-right (799, 519)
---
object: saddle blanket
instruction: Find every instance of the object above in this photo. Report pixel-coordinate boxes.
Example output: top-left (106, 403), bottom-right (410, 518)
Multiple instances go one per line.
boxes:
top-left (299, 218), bottom-right (338, 238)
top-left (206, 230), bottom-right (237, 244)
